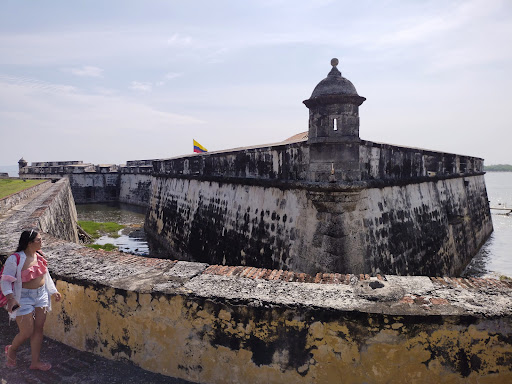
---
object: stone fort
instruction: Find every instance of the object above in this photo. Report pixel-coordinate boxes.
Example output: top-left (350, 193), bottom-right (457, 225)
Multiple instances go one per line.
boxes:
top-left (3, 59), bottom-right (509, 383)
top-left (18, 58), bottom-right (493, 277)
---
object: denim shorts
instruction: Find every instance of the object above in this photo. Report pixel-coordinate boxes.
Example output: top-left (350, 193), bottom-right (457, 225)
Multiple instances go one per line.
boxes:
top-left (16, 286), bottom-right (49, 316)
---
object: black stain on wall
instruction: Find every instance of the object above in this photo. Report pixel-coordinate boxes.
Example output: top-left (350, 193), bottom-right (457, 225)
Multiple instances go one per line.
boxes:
top-left (148, 183), bottom-right (293, 270)
top-left (85, 337), bottom-right (98, 351)
top-left (207, 302), bottom-right (311, 371)
top-left (61, 307), bottom-right (73, 333)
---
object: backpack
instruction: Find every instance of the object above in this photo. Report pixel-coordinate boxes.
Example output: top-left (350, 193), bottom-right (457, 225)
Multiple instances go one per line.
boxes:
top-left (0, 253), bottom-right (21, 308)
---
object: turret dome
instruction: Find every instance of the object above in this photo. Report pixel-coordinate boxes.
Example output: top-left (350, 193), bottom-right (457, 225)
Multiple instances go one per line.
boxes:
top-left (310, 58), bottom-right (360, 98)
top-left (304, 59), bottom-right (365, 108)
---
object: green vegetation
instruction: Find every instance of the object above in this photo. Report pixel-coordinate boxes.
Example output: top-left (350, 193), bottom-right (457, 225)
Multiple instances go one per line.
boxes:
top-left (78, 220), bottom-right (125, 239)
top-left (0, 179), bottom-right (47, 199)
top-left (86, 243), bottom-right (118, 251)
top-left (484, 164), bottom-right (512, 172)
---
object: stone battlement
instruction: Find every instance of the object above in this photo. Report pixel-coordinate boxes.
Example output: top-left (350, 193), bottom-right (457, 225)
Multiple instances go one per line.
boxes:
top-left (150, 137), bottom-right (484, 188)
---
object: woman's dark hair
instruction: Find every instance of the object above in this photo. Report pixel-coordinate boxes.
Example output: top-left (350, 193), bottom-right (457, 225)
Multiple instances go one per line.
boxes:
top-left (16, 229), bottom-right (39, 252)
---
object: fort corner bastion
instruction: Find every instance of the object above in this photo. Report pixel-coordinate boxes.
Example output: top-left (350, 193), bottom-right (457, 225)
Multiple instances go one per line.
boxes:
top-left (19, 59), bottom-right (493, 277)
top-left (6, 60), bottom-right (511, 383)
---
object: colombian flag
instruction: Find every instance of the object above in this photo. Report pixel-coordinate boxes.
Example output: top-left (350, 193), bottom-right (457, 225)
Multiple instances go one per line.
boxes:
top-left (193, 139), bottom-right (207, 153)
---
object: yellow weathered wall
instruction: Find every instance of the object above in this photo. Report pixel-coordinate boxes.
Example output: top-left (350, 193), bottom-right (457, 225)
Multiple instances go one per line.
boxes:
top-left (45, 279), bottom-right (512, 384)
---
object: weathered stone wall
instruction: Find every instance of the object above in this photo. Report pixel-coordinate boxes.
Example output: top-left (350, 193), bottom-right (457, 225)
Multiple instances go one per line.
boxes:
top-left (118, 173), bottom-right (153, 207)
top-left (20, 163), bottom-right (95, 179)
top-left (31, 161), bottom-right (84, 167)
top-left (145, 173), bottom-right (491, 276)
top-left (20, 166), bottom-right (153, 208)
top-left (359, 140), bottom-right (484, 181)
top-left (362, 175), bottom-right (492, 276)
top-left (153, 141), bottom-right (309, 182)
top-left (145, 178), bottom-right (313, 270)
top-left (146, 140), bottom-right (491, 275)
top-left (68, 173), bottom-right (120, 204)
top-left (152, 139), bottom-right (484, 184)
top-left (16, 138), bottom-right (491, 276)
top-left (35, 179), bottom-right (80, 243)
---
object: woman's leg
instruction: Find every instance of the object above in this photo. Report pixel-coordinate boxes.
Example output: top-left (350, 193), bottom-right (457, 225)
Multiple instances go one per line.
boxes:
top-left (29, 307), bottom-right (48, 369)
top-left (7, 312), bottom-right (35, 362)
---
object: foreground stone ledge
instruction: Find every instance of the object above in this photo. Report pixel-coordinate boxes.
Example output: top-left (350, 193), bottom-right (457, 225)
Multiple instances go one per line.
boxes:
top-left (38, 240), bottom-right (512, 383)
top-left (39, 235), bottom-right (512, 318)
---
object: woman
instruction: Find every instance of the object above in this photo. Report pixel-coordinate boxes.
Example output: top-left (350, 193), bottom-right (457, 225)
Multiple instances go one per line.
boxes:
top-left (1, 229), bottom-right (61, 370)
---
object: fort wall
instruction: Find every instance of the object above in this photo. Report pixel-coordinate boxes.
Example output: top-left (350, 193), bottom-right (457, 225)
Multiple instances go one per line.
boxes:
top-left (34, 178), bottom-right (80, 243)
top-left (152, 140), bottom-right (483, 184)
top-left (67, 173), bottom-right (120, 204)
top-left (20, 160), bottom-right (152, 207)
top-left (118, 174), bottom-right (152, 207)
top-left (16, 137), bottom-right (491, 277)
top-left (145, 139), bottom-right (491, 276)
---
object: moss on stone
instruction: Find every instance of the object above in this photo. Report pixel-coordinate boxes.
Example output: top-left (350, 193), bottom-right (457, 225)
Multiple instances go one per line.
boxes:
top-left (86, 243), bottom-right (118, 251)
top-left (78, 220), bottom-right (125, 239)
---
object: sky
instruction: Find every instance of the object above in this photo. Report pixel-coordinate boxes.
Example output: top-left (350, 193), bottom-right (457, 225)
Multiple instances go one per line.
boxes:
top-left (1, 0), bottom-right (511, 168)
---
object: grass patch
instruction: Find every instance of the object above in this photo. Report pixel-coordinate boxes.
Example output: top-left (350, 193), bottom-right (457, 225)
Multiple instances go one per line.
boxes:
top-left (0, 179), bottom-right (47, 199)
top-left (78, 220), bottom-right (125, 239)
top-left (86, 243), bottom-right (118, 251)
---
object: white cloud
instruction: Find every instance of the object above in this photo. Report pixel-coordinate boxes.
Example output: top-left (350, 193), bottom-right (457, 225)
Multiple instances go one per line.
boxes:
top-left (129, 81), bottom-right (152, 92)
top-left (375, 0), bottom-right (488, 46)
top-left (0, 75), bottom-right (205, 164)
top-left (205, 47), bottom-right (229, 64)
top-left (65, 65), bottom-right (104, 77)
top-left (167, 33), bottom-right (192, 46)
top-left (0, 74), bottom-right (76, 94)
top-left (164, 72), bottom-right (182, 80)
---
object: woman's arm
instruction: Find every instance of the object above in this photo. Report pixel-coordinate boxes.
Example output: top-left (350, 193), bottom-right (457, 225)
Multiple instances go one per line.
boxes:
top-left (0, 254), bottom-right (18, 296)
top-left (45, 270), bottom-right (58, 295)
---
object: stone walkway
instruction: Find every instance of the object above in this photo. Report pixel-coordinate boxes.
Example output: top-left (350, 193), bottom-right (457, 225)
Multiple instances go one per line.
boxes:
top-left (0, 182), bottom-right (57, 254)
top-left (0, 182), bottom-right (52, 224)
top-left (0, 310), bottom-right (193, 384)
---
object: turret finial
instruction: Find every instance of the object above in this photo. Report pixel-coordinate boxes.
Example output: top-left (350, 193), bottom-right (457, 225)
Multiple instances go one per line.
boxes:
top-left (328, 58), bottom-right (341, 77)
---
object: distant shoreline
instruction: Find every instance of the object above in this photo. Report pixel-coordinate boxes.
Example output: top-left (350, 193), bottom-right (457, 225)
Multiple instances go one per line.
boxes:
top-left (485, 164), bottom-right (512, 172)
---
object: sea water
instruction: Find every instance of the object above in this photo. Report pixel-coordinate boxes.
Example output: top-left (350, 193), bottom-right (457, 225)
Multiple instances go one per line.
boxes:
top-left (463, 172), bottom-right (512, 277)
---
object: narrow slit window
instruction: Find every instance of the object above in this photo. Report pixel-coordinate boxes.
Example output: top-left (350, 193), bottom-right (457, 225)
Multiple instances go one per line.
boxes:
top-left (333, 118), bottom-right (338, 131)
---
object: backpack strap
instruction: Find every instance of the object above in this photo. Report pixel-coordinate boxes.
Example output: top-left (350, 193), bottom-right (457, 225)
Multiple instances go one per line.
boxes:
top-left (12, 252), bottom-right (21, 266)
